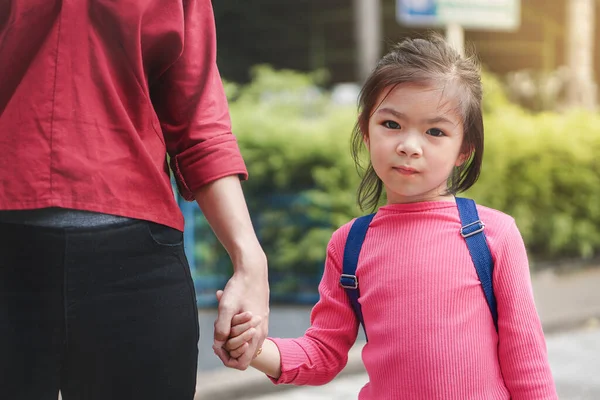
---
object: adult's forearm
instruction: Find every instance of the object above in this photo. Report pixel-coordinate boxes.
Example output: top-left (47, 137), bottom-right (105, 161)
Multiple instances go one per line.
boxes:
top-left (199, 175), bottom-right (270, 370)
top-left (194, 174), bottom-right (264, 270)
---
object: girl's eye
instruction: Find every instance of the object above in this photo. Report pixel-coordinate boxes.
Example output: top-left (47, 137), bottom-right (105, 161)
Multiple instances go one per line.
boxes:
top-left (383, 121), bottom-right (401, 129)
top-left (426, 128), bottom-right (445, 137)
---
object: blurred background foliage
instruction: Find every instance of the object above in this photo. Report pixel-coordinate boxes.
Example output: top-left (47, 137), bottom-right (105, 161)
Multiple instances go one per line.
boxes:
top-left (189, 65), bottom-right (600, 300)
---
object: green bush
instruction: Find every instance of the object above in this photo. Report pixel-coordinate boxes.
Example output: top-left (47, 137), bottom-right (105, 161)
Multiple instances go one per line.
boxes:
top-left (467, 107), bottom-right (600, 260)
top-left (207, 66), bottom-right (600, 282)
top-left (224, 66), bottom-right (360, 290)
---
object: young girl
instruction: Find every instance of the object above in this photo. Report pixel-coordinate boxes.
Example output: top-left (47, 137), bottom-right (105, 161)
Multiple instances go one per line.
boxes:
top-left (217, 35), bottom-right (558, 399)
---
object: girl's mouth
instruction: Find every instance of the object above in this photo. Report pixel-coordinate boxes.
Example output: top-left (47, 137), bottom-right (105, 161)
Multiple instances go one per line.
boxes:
top-left (394, 166), bottom-right (419, 176)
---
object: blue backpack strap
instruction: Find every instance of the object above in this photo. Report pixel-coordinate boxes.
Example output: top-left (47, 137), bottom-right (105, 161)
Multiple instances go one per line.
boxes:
top-left (456, 197), bottom-right (499, 331)
top-left (340, 213), bottom-right (376, 341)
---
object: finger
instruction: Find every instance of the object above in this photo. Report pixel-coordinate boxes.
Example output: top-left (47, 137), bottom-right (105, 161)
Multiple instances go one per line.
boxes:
top-left (230, 315), bottom-right (261, 337)
top-left (224, 328), bottom-right (256, 351)
top-left (213, 346), bottom-right (249, 371)
top-left (250, 315), bottom-right (262, 328)
top-left (215, 290), bottom-right (224, 302)
top-left (214, 303), bottom-right (236, 345)
top-left (228, 342), bottom-right (249, 359)
top-left (231, 312), bottom-right (254, 327)
top-left (229, 321), bottom-right (253, 338)
top-left (213, 346), bottom-right (236, 367)
top-left (234, 342), bottom-right (256, 370)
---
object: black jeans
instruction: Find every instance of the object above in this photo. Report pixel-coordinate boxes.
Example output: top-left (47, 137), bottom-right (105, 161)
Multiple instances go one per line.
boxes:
top-left (0, 220), bottom-right (199, 400)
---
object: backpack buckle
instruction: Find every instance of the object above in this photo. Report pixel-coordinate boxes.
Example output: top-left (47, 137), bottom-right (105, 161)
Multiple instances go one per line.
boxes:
top-left (340, 274), bottom-right (358, 289)
top-left (461, 220), bottom-right (485, 238)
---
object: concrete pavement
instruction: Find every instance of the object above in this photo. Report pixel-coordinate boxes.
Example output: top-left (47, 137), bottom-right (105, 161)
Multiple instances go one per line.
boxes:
top-left (195, 266), bottom-right (600, 400)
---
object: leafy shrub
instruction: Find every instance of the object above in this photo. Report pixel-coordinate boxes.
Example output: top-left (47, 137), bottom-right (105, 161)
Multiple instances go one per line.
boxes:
top-left (194, 66), bottom-right (600, 290)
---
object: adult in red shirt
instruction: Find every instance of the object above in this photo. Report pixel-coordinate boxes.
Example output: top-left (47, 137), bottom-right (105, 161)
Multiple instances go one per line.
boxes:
top-left (0, 1), bottom-right (268, 399)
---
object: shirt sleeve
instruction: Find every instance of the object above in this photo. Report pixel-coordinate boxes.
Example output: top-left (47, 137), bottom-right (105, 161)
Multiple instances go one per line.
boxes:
top-left (268, 229), bottom-right (360, 386)
top-left (494, 220), bottom-right (558, 399)
top-left (150, 0), bottom-right (248, 201)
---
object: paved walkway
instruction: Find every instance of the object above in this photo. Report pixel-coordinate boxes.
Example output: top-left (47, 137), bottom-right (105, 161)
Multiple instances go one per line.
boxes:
top-left (531, 267), bottom-right (600, 332)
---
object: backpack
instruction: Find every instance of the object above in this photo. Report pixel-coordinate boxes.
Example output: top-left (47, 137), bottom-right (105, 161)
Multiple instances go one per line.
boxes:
top-left (339, 197), bottom-right (498, 341)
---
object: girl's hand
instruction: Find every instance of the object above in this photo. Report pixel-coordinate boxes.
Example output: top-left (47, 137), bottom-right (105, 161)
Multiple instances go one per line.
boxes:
top-left (216, 290), bottom-right (282, 379)
top-left (215, 290), bottom-right (262, 359)
top-left (224, 312), bottom-right (263, 359)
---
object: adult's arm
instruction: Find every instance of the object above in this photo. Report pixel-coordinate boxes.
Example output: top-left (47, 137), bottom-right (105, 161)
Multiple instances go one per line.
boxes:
top-left (150, 0), bottom-right (269, 370)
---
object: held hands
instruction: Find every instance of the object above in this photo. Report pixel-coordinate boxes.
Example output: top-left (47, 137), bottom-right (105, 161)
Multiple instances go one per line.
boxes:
top-left (214, 290), bottom-right (282, 379)
top-left (214, 290), bottom-right (263, 363)
top-left (212, 246), bottom-right (269, 370)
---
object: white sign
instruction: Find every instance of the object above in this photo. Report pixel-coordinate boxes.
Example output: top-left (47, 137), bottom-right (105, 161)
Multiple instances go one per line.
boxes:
top-left (397, 0), bottom-right (521, 31)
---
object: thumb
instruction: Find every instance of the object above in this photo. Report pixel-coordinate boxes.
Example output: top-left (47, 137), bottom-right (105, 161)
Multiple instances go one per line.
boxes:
top-left (213, 292), bottom-right (235, 345)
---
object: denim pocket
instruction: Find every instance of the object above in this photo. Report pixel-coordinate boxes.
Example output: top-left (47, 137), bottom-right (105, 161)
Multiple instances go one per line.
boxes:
top-left (145, 221), bottom-right (183, 247)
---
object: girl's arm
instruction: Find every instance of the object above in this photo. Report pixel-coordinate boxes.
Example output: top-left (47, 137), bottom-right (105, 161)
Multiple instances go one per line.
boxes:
top-left (227, 226), bottom-right (360, 386)
top-left (493, 220), bottom-right (558, 399)
top-left (250, 339), bottom-right (282, 379)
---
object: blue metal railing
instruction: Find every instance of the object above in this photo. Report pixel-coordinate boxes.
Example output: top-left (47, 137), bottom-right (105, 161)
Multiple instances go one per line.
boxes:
top-left (175, 190), bottom-right (325, 307)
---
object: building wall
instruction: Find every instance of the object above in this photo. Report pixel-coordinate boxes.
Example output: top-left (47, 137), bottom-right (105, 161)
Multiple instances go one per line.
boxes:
top-left (213, 0), bottom-right (312, 82)
top-left (214, 0), bottom-right (599, 86)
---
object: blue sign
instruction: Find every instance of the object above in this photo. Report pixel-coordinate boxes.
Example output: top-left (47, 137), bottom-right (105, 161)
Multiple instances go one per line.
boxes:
top-left (397, 0), bottom-right (521, 31)
top-left (404, 0), bottom-right (437, 17)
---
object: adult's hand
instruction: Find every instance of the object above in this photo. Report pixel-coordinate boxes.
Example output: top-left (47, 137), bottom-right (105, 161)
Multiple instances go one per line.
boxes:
top-left (193, 176), bottom-right (270, 370)
top-left (213, 248), bottom-right (269, 370)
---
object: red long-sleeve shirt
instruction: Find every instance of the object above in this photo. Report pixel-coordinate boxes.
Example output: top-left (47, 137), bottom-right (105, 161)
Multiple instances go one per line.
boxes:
top-left (0, 0), bottom-right (247, 230)
top-left (270, 201), bottom-right (558, 400)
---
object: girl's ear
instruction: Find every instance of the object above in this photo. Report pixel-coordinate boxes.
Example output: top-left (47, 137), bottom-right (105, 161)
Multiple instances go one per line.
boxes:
top-left (363, 132), bottom-right (370, 150)
top-left (456, 146), bottom-right (472, 167)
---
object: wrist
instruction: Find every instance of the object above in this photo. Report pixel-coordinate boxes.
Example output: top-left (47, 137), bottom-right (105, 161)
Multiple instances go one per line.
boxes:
top-left (230, 242), bottom-right (268, 275)
top-left (250, 339), bottom-right (281, 379)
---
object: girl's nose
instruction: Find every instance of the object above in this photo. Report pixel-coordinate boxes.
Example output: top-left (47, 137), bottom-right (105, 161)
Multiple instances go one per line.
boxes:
top-left (396, 133), bottom-right (423, 157)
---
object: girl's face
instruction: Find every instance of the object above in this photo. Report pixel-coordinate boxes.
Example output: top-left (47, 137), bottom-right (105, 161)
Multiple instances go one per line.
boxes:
top-left (365, 83), bottom-right (466, 204)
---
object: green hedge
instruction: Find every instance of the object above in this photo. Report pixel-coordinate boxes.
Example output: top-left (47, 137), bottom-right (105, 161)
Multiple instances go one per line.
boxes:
top-left (468, 107), bottom-right (600, 260)
top-left (220, 66), bottom-right (600, 278)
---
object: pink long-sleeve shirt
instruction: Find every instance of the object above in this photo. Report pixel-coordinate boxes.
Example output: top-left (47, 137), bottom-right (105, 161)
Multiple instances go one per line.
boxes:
top-left (270, 200), bottom-right (558, 400)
